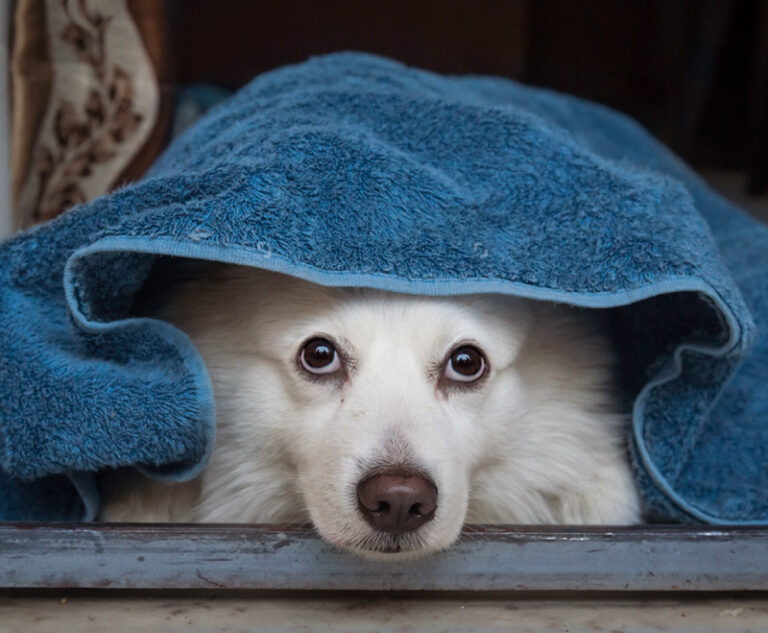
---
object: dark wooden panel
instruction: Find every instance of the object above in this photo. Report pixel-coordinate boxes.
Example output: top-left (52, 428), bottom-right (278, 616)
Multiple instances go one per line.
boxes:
top-left (172, 0), bottom-right (529, 87)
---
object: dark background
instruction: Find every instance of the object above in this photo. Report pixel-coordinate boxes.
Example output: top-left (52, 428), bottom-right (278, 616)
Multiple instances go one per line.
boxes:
top-left (169, 0), bottom-right (768, 195)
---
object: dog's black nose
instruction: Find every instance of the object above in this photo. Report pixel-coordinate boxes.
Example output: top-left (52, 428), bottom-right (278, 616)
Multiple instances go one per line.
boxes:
top-left (357, 470), bottom-right (437, 533)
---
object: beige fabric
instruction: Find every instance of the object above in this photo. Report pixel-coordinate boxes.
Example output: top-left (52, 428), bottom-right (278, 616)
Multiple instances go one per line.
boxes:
top-left (12, 0), bottom-right (159, 227)
top-left (10, 0), bottom-right (52, 217)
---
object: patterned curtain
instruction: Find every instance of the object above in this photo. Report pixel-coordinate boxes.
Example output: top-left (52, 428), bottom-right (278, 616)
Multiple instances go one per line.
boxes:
top-left (11, 0), bottom-right (170, 228)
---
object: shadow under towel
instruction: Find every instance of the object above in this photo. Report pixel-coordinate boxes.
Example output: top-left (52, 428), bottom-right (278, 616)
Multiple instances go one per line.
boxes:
top-left (1, 52), bottom-right (766, 523)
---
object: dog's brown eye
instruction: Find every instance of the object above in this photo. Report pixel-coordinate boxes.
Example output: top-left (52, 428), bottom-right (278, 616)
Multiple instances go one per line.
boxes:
top-left (444, 346), bottom-right (486, 383)
top-left (300, 338), bottom-right (342, 375)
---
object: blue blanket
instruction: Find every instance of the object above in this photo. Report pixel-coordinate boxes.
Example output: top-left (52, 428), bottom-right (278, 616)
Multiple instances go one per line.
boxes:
top-left (1, 52), bottom-right (766, 524)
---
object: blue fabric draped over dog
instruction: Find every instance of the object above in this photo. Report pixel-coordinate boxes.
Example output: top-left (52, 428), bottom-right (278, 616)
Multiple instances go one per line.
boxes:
top-left (1, 52), bottom-right (766, 524)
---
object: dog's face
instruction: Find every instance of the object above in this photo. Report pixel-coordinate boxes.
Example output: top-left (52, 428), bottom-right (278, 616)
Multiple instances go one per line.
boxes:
top-left (162, 267), bottom-right (637, 558)
top-left (270, 290), bottom-right (533, 559)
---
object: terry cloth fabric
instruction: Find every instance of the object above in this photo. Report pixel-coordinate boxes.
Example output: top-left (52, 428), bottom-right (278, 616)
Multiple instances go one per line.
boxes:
top-left (1, 52), bottom-right (766, 524)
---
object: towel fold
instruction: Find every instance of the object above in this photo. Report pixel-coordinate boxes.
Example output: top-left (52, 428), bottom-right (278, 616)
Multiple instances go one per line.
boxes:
top-left (1, 52), bottom-right (766, 523)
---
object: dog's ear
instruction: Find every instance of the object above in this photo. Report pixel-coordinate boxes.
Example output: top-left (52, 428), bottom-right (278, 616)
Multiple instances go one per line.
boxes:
top-left (130, 257), bottom-right (229, 316)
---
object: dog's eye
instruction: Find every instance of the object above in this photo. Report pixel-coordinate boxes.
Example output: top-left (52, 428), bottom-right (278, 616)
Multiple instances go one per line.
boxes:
top-left (299, 338), bottom-right (342, 375)
top-left (444, 346), bottom-right (486, 383)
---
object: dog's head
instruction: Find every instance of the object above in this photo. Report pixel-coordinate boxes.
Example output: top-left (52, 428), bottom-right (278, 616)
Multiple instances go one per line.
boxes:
top-left (161, 266), bottom-right (633, 558)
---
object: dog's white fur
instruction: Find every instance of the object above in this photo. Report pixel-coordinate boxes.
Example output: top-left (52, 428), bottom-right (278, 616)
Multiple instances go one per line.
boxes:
top-left (101, 266), bottom-right (640, 558)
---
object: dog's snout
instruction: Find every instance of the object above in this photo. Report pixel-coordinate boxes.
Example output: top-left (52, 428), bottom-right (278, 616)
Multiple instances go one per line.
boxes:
top-left (357, 470), bottom-right (437, 533)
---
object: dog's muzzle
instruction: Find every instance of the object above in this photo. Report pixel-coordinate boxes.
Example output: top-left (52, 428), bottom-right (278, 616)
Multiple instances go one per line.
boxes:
top-left (356, 469), bottom-right (437, 534)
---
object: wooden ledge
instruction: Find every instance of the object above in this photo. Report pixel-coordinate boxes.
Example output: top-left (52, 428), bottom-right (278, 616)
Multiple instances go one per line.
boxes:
top-left (1, 523), bottom-right (767, 591)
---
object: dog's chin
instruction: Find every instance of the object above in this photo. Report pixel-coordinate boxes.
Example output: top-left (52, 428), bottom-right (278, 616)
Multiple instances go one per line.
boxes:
top-left (338, 540), bottom-right (446, 561)
top-left (322, 528), bottom-right (454, 561)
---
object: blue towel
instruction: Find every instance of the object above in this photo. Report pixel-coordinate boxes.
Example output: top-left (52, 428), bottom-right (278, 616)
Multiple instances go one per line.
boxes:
top-left (1, 52), bottom-right (766, 524)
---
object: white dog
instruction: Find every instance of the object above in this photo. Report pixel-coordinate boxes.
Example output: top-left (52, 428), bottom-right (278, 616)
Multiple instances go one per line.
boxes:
top-left (101, 264), bottom-right (640, 558)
